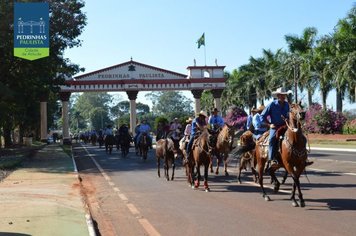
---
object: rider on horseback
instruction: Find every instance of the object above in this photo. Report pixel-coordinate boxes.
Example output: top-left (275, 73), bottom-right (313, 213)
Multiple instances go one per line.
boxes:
top-left (137, 119), bottom-right (153, 149)
top-left (208, 108), bottom-right (224, 131)
top-left (261, 87), bottom-right (292, 167)
top-left (184, 111), bottom-right (208, 165)
top-left (261, 87), bottom-right (313, 170)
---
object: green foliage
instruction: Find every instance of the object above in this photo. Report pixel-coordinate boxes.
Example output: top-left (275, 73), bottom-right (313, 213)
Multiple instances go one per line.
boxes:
top-left (343, 119), bottom-right (356, 134)
top-left (0, 0), bottom-right (87, 145)
top-left (146, 91), bottom-right (193, 120)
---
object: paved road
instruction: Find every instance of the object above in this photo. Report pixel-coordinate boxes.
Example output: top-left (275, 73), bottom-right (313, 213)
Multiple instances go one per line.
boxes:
top-left (74, 143), bottom-right (356, 236)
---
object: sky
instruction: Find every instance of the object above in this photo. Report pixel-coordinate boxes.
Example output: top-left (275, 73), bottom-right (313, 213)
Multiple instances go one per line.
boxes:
top-left (64, 0), bottom-right (356, 111)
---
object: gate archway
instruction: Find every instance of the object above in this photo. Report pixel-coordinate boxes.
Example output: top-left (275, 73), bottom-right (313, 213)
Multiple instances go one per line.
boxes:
top-left (40, 59), bottom-right (226, 143)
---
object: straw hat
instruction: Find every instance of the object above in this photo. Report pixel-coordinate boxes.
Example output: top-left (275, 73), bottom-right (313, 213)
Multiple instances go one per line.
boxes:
top-left (252, 105), bottom-right (265, 113)
top-left (198, 110), bottom-right (208, 117)
top-left (185, 117), bottom-right (193, 123)
top-left (272, 87), bottom-right (292, 98)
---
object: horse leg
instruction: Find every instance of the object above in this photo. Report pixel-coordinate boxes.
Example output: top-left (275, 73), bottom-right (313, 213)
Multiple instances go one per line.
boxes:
top-left (237, 158), bottom-right (243, 184)
top-left (281, 171), bottom-right (288, 184)
top-left (215, 155), bottom-right (220, 175)
top-left (209, 157), bottom-right (214, 173)
top-left (269, 168), bottom-right (280, 193)
top-left (171, 158), bottom-right (175, 181)
top-left (290, 178), bottom-right (299, 207)
top-left (164, 158), bottom-right (169, 181)
top-left (258, 160), bottom-right (270, 201)
top-left (295, 175), bottom-right (305, 207)
top-left (157, 157), bottom-right (160, 178)
top-left (194, 165), bottom-right (201, 189)
top-left (204, 163), bottom-right (210, 192)
top-left (223, 153), bottom-right (229, 176)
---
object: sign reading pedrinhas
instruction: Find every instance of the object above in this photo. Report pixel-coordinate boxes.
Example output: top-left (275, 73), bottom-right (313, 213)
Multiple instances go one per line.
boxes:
top-left (14, 2), bottom-right (49, 60)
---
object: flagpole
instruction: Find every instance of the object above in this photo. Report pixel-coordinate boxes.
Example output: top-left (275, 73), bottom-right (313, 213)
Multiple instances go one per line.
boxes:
top-left (204, 43), bottom-right (206, 66)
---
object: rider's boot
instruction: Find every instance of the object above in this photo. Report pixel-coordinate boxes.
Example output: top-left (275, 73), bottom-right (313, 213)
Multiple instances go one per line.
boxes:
top-left (305, 160), bottom-right (314, 167)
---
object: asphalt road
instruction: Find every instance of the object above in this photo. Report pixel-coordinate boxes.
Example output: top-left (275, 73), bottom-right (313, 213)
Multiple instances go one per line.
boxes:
top-left (74, 143), bottom-right (356, 236)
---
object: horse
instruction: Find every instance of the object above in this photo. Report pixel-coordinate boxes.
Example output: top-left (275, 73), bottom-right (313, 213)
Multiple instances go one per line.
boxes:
top-left (90, 133), bottom-right (97, 145)
top-left (156, 138), bottom-right (177, 181)
top-left (104, 134), bottom-right (115, 154)
top-left (120, 132), bottom-right (132, 158)
top-left (236, 131), bottom-right (257, 183)
top-left (98, 134), bottom-right (104, 148)
top-left (255, 103), bottom-right (308, 207)
top-left (210, 124), bottom-right (235, 176)
top-left (138, 132), bottom-right (149, 160)
top-left (188, 128), bottom-right (217, 192)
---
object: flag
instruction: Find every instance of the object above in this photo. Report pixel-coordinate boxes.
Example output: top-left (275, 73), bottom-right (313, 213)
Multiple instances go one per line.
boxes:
top-left (197, 33), bottom-right (205, 49)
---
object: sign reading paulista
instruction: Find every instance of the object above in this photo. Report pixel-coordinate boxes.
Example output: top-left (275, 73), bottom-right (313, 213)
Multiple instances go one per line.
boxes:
top-left (14, 2), bottom-right (49, 60)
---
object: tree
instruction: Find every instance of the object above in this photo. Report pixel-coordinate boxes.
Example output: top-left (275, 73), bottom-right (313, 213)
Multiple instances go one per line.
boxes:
top-left (0, 0), bottom-right (87, 146)
top-left (70, 92), bottom-right (112, 131)
top-left (146, 91), bottom-right (193, 120)
top-left (285, 27), bottom-right (318, 106)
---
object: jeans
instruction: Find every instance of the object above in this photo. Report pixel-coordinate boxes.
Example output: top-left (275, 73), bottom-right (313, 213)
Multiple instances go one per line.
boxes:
top-left (268, 128), bottom-right (278, 161)
top-left (186, 135), bottom-right (195, 155)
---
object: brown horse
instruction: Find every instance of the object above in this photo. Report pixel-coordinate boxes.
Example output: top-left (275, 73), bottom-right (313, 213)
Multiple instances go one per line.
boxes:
top-left (188, 129), bottom-right (217, 192)
top-left (210, 124), bottom-right (235, 176)
top-left (237, 131), bottom-right (257, 183)
top-left (138, 133), bottom-right (149, 160)
top-left (156, 138), bottom-right (177, 181)
top-left (278, 103), bottom-right (308, 207)
top-left (255, 103), bottom-right (308, 207)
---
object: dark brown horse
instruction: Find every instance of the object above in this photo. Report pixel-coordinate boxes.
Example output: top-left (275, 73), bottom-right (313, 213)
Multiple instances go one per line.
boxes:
top-left (210, 124), bottom-right (235, 176)
top-left (188, 128), bottom-right (217, 192)
top-left (138, 133), bottom-right (149, 160)
top-left (278, 103), bottom-right (308, 207)
top-left (255, 103), bottom-right (308, 207)
top-left (156, 138), bottom-right (177, 181)
top-left (236, 131), bottom-right (257, 183)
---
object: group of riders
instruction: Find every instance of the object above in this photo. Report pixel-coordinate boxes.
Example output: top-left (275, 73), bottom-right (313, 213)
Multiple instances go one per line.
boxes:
top-left (78, 87), bottom-right (313, 170)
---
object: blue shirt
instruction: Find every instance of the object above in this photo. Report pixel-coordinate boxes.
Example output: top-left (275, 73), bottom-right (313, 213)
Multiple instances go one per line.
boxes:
top-left (208, 115), bottom-right (224, 128)
top-left (252, 113), bottom-right (267, 132)
top-left (246, 115), bottom-right (253, 130)
top-left (261, 100), bottom-right (289, 127)
top-left (191, 117), bottom-right (207, 136)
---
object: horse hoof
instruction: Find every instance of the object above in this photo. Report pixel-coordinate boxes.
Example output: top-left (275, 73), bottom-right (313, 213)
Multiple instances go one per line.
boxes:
top-left (225, 172), bottom-right (229, 176)
top-left (300, 201), bottom-right (305, 208)
top-left (205, 188), bottom-right (210, 192)
top-left (292, 201), bottom-right (299, 207)
top-left (264, 196), bottom-right (271, 201)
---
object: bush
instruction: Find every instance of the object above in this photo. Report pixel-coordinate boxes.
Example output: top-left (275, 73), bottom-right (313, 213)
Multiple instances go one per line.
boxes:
top-left (343, 119), bottom-right (356, 134)
top-left (304, 103), bottom-right (347, 134)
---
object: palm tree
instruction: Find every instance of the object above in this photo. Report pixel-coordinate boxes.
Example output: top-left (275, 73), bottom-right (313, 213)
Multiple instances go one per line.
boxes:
top-left (285, 27), bottom-right (318, 106)
top-left (331, 6), bottom-right (356, 111)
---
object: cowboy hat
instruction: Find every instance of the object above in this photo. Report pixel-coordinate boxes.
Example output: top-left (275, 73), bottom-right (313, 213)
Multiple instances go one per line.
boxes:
top-left (272, 87), bottom-right (292, 97)
top-left (198, 110), bottom-right (208, 117)
top-left (185, 117), bottom-right (193, 123)
top-left (252, 105), bottom-right (265, 113)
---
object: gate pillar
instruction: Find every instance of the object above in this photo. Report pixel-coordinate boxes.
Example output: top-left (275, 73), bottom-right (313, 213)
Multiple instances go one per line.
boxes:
top-left (191, 89), bottom-right (204, 116)
top-left (60, 92), bottom-right (71, 145)
top-left (212, 89), bottom-right (224, 114)
top-left (127, 91), bottom-right (138, 135)
top-left (40, 93), bottom-right (48, 143)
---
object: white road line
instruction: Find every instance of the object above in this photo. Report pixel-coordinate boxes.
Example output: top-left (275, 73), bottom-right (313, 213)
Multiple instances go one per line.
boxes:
top-left (82, 145), bottom-right (161, 236)
top-left (139, 219), bottom-right (161, 236)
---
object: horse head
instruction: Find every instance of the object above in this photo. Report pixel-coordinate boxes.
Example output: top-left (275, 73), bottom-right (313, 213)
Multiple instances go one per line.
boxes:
top-left (286, 103), bottom-right (304, 133)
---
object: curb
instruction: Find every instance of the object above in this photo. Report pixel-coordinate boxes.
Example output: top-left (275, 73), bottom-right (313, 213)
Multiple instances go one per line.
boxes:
top-left (70, 145), bottom-right (97, 236)
top-left (310, 147), bottom-right (356, 152)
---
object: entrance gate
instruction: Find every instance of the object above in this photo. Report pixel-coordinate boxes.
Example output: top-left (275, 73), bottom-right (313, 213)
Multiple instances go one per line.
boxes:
top-left (40, 59), bottom-right (226, 143)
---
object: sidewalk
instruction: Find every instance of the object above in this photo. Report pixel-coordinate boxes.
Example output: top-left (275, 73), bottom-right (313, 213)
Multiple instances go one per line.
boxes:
top-left (0, 144), bottom-right (92, 236)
